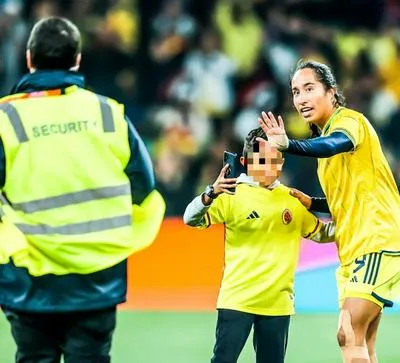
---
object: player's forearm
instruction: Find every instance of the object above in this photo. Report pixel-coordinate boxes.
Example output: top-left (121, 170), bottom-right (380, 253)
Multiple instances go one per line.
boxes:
top-left (286, 132), bottom-right (354, 158)
top-left (311, 197), bottom-right (330, 214)
top-left (310, 221), bottom-right (335, 243)
top-left (183, 195), bottom-right (211, 227)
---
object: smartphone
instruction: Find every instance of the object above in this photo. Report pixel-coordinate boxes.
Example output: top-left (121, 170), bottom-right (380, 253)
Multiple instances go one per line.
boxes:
top-left (223, 151), bottom-right (243, 192)
top-left (223, 151), bottom-right (238, 178)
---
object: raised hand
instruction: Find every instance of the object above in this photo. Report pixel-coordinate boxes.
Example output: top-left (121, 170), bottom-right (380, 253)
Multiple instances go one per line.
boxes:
top-left (258, 111), bottom-right (289, 150)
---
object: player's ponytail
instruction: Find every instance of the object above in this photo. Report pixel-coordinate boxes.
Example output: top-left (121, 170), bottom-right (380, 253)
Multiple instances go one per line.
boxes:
top-left (334, 89), bottom-right (346, 107)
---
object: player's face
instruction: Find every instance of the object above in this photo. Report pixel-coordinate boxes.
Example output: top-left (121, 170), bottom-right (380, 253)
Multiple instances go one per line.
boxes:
top-left (291, 68), bottom-right (336, 128)
top-left (247, 143), bottom-right (283, 187)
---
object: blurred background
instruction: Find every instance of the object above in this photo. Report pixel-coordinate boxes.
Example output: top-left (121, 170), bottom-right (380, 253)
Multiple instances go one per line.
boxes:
top-left (0, 0), bottom-right (400, 362)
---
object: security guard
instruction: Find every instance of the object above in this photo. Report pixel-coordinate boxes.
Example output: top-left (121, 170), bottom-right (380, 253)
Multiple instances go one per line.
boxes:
top-left (0, 17), bottom-right (165, 363)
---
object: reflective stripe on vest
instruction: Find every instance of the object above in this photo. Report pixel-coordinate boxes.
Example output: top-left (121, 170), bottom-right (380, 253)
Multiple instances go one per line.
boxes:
top-left (4, 184), bottom-right (131, 213)
top-left (0, 103), bottom-right (29, 142)
top-left (96, 95), bottom-right (115, 132)
top-left (15, 214), bottom-right (132, 236)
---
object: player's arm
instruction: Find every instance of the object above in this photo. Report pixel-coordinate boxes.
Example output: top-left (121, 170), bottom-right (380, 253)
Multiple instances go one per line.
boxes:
top-left (308, 220), bottom-right (335, 243)
top-left (290, 188), bottom-right (330, 214)
top-left (258, 112), bottom-right (362, 158)
top-left (301, 207), bottom-right (335, 243)
top-left (183, 164), bottom-right (236, 227)
top-left (286, 132), bottom-right (354, 158)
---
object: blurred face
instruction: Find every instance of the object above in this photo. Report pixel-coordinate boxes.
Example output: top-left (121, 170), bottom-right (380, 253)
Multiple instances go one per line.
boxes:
top-left (291, 68), bottom-right (336, 128)
top-left (201, 33), bottom-right (218, 53)
top-left (245, 142), bottom-right (284, 187)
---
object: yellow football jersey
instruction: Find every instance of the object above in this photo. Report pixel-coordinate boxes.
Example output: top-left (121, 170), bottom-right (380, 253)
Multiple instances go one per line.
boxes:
top-left (318, 107), bottom-right (400, 265)
top-left (204, 183), bottom-right (321, 316)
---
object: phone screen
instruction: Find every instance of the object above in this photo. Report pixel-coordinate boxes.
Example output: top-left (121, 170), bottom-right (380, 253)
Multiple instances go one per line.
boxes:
top-left (223, 151), bottom-right (237, 179)
top-left (223, 151), bottom-right (242, 193)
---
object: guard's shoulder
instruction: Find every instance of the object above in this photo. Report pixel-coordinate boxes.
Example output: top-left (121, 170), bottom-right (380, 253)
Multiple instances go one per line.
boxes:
top-left (84, 90), bottom-right (125, 115)
top-left (0, 93), bottom-right (29, 106)
top-left (80, 89), bottom-right (122, 107)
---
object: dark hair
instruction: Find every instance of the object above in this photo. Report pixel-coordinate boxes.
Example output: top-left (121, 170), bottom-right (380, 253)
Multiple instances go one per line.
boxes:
top-left (242, 127), bottom-right (267, 157)
top-left (27, 17), bottom-right (81, 70)
top-left (290, 60), bottom-right (346, 107)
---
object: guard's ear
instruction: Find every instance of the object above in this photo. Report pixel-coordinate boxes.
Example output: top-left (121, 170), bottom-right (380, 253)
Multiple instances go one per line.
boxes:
top-left (26, 50), bottom-right (35, 73)
top-left (70, 53), bottom-right (81, 71)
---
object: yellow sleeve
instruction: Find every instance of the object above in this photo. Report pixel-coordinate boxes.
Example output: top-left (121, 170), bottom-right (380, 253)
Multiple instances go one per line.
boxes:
top-left (206, 194), bottom-right (231, 226)
top-left (300, 207), bottom-right (321, 238)
top-left (330, 116), bottom-right (364, 149)
top-left (214, 0), bottom-right (233, 32)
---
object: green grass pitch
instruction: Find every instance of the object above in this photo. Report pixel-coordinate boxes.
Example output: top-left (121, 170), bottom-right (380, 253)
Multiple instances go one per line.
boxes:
top-left (0, 312), bottom-right (399, 362)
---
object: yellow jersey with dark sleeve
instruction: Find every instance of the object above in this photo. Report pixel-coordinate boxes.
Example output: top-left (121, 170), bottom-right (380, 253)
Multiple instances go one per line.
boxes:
top-left (318, 107), bottom-right (400, 265)
top-left (203, 182), bottom-right (321, 316)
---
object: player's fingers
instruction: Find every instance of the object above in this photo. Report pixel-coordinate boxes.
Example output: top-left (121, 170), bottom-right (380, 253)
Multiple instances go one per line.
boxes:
top-left (258, 117), bottom-right (269, 134)
top-left (290, 188), bottom-right (310, 198)
top-left (277, 115), bottom-right (285, 129)
top-left (219, 182), bottom-right (237, 188)
top-left (221, 178), bottom-right (237, 184)
top-left (261, 112), bottom-right (272, 129)
top-left (289, 188), bottom-right (301, 197)
top-left (268, 111), bottom-right (279, 128)
top-left (219, 164), bottom-right (229, 177)
top-left (290, 188), bottom-right (311, 208)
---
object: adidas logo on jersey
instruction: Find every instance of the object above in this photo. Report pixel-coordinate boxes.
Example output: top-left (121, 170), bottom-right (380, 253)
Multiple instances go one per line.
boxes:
top-left (246, 211), bottom-right (260, 219)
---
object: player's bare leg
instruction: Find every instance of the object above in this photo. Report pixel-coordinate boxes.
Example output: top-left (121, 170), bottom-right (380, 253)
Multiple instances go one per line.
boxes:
top-left (366, 313), bottom-right (381, 363)
top-left (337, 297), bottom-right (381, 363)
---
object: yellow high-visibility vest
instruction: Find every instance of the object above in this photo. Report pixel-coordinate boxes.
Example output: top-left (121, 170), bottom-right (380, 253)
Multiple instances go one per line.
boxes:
top-left (0, 86), bottom-right (165, 276)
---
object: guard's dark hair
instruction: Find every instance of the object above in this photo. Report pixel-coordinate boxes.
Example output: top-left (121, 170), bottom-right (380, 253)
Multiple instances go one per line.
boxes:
top-left (290, 60), bottom-right (346, 107)
top-left (27, 17), bottom-right (81, 70)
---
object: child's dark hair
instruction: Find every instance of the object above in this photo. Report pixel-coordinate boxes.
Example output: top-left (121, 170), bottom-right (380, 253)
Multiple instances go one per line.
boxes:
top-left (242, 127), bottom-right (267, 157)
top-left (290, 60), bottom-right (346, 108)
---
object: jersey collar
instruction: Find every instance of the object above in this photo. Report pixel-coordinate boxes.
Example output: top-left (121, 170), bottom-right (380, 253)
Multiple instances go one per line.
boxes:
top-left (237, 173), bottom-right (280, 190)
top-left (322, 106), bottom-right (344, 135)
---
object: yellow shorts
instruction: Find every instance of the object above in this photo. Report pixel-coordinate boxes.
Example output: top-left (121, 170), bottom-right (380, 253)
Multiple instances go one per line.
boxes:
top-left (336, 252), bottom-right (400, 309)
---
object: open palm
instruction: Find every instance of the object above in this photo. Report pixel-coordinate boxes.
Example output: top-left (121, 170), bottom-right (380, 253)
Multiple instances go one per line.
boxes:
top-left (258, 111), bottom-right (289, 150)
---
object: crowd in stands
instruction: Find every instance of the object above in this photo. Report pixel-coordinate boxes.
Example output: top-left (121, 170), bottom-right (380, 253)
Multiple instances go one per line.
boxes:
top-left (1, 0), bottom-right (399, 215)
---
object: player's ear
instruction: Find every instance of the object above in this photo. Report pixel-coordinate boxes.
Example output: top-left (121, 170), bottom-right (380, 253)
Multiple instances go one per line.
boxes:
top-left (240, 156), bottom-right (245, 166)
